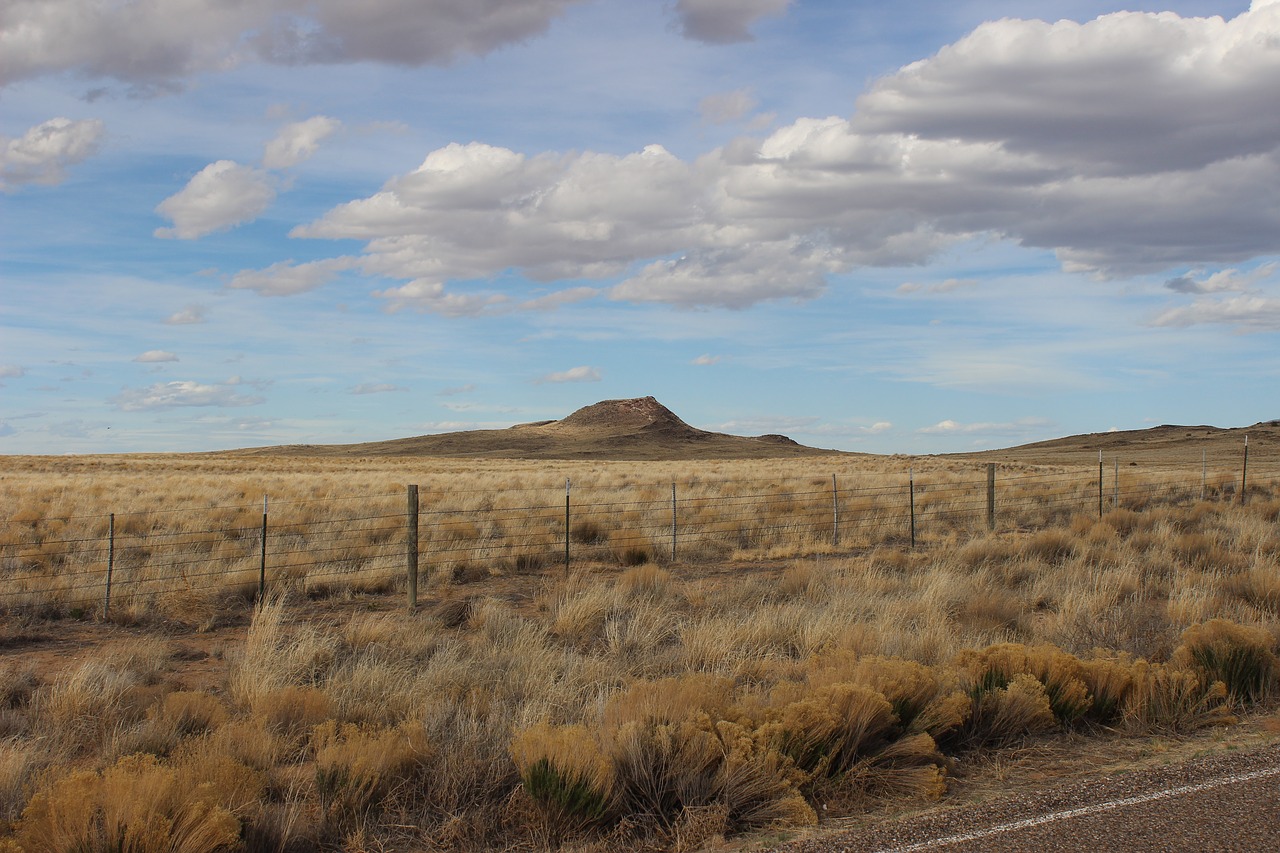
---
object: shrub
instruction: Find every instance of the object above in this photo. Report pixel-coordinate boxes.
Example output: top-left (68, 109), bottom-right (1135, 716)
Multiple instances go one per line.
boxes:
top-left (311, 720), bottom-right (430, 834)
top-left (1078, 654), bottom-right (1136, 726)
top-left (510, 723), bottom-right (613, 837)
top-left (1172, 619), bottom-right (1279, 705)
top-left (961, 644), bottom-right (1093, 726)
top-left (958, 672), bottom-right (1058, 749)
top-left (10, 752), bottom-right (259, 853)
top-left (1123, 660), bottom-right (1233, 733)
top-left (605, 715), bottom-right (813, 835)
top-left (759, 684), bottom-right (897, 778)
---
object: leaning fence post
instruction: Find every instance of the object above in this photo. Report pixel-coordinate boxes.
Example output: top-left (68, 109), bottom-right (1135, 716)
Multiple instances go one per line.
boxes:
top-left (407, 485), bottom-right (419, 612)
top-left (258, 495), bottom-right (268, 607)
top-left (103, 513), bottom-right (115, 619)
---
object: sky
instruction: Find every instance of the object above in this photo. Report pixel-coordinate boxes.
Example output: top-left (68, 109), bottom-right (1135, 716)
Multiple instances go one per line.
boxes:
top-left (2, 0), bottom-right (1278, 456)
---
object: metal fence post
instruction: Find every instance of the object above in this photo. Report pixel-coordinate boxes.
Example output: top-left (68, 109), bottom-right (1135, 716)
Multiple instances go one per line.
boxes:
top-left (671, 482), bottom-right (677, 562)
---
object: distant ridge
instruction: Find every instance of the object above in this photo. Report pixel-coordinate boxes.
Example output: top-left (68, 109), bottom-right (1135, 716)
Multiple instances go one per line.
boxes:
top-left (960, 420), bottom-right (1280, 465)
top-left (229, 396), bottom-right (838, 460)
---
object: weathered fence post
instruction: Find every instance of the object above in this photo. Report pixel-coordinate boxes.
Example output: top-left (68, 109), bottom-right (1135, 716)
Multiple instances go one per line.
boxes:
top-left (986, 463), bottom-right (996, 531)
top-left (407, 484), bottom-right (419, 612)
top-left (1098, 451), bottom-right (1104, 519)
top-left (832, 473), bottom-right (840, 547)
top-left (1201, 448), bottom-right (1207, 501)
top-left (1113, 458), bottom-right (1119, 508)
top-left (103, 513), bottom-right (115, 620)
top-left (1242, 436), bottom-right (1249, 505)
top-left (258, 495), bottom-right (268, 607)
top-left (564, 478), bottom-right (571, 577)
top-left (909, 467), bottom-right (916, 548)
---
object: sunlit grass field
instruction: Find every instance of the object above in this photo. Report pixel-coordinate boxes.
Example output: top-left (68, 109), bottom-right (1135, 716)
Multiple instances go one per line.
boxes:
top-left (1, 450), bottom-right (1278, 851)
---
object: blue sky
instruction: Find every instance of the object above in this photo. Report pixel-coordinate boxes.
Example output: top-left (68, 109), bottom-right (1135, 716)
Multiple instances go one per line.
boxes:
top-left (2, 0), bottom-right (1278, 455)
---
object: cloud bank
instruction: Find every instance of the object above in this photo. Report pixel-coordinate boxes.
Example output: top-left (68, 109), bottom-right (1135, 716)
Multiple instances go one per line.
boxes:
top-left (283, 4), bottom-right (1280, 312)
top-left (0, 0), bottom-right (588, 89)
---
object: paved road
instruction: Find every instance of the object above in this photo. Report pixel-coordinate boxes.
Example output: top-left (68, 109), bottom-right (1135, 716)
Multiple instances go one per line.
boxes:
top-left (769, 743), bottom-right (1280, 853)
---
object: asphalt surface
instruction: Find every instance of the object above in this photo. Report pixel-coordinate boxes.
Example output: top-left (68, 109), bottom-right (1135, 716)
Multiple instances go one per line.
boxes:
top-left (768, 743), bottom-right (1280, 853)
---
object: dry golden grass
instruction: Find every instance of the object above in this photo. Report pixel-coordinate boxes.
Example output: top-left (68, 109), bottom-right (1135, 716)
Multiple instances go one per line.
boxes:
top-left (0, 449), bottom-right (1278, 850)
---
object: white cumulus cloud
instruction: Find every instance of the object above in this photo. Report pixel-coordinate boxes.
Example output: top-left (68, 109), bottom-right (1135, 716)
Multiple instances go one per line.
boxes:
top-left (534, 366), bottom-right (600, 384)
top-left (133, 350), bottom-right (178, 363)
top-left (262, 116), bottom-right (341, 169)
top-left (277, 4), bottom-right (1280, 310)
top-left (154, 160), bottom-right (276, 239)
top-left (1, 117), bottom-right (104, 189)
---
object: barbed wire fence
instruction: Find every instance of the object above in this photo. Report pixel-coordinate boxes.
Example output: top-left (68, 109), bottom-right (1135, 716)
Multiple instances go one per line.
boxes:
top-left (1, 450), bottom-right (1275, 620)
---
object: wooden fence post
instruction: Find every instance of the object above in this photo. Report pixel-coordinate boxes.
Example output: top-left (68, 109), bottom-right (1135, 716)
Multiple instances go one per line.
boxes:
top-left (832, 474), bottom-right (840, 547)
top-left (1240, 435), bottom-right (1249, 505)
top-left (103, 513), bottom-right (114, 620)
top-left (258, 495), bottom-right (267, 607)
top-left (909, 467), bottom-right (916, 548)
top-left (1098, 451), bottom-right (1104, 519)
top-left (407, 485), bottom-right (419, 612)
top-left (986, 463), bottom-right (996, 532)
top-left (564, 479), bottom-right (571, 577)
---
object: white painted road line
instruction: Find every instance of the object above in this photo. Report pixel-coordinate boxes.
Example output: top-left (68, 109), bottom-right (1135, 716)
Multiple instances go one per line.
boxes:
top-left (877, 765), bottom-right (1280, 853)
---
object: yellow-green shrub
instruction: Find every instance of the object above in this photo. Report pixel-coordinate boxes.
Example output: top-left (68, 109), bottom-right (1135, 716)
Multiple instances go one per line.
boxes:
top-left (1172, 619), bottom-right (1279, 705)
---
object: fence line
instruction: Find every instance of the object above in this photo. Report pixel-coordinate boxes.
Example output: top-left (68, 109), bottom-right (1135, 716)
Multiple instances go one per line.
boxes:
top-left (1, 454), bottom-right (1276, 617)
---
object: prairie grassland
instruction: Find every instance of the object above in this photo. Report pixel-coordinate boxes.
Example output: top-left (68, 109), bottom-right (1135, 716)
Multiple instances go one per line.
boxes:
top-left (0, 452), bottom-right (1269, 622)
top-left (0, 452), bottom-right (1278, 851)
